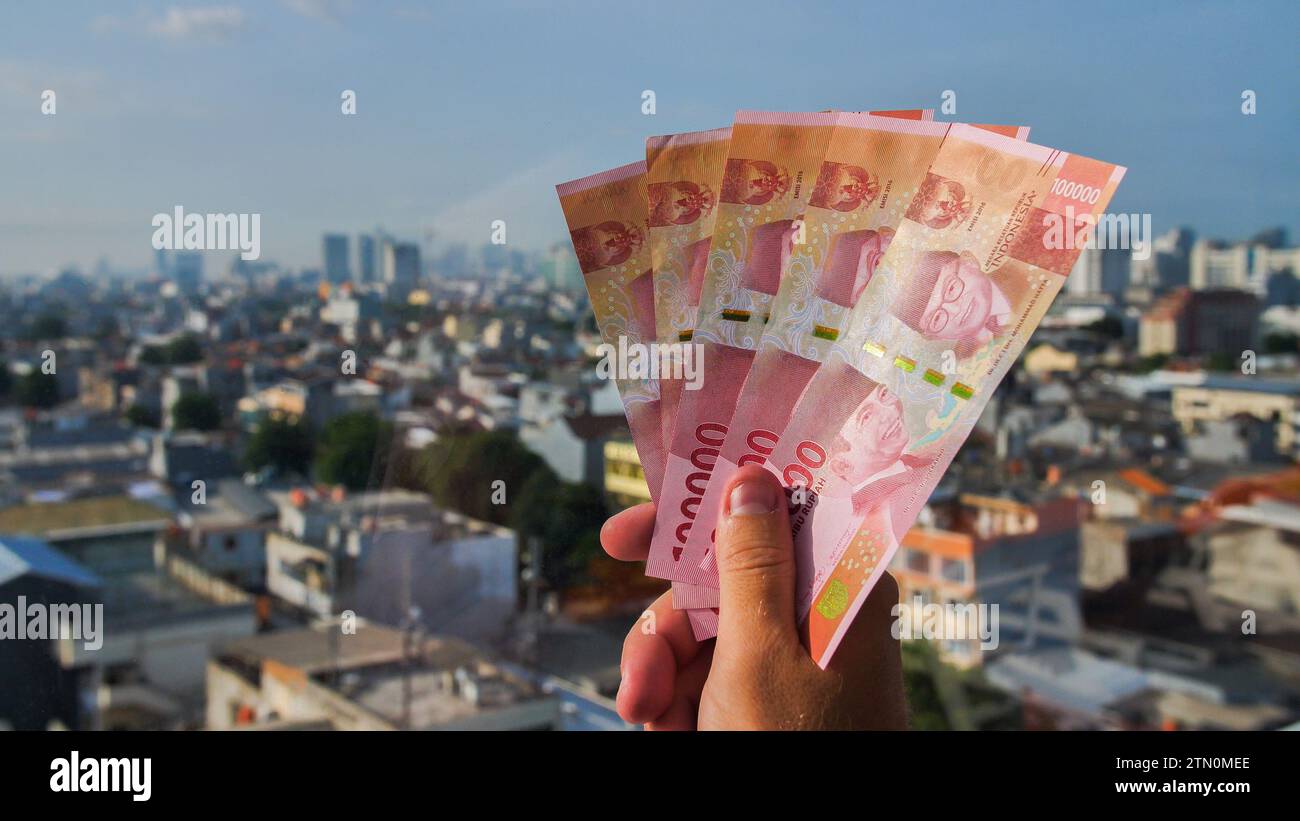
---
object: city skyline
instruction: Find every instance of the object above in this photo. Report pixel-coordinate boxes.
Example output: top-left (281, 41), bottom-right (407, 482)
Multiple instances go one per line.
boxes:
top-left (1, 0), bottom-right (1297, 275)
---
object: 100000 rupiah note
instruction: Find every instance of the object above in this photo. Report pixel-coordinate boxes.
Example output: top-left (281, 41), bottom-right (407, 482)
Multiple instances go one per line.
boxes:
top-left (677, 119), bottom-right (1031, 613)
top-left (765, 124), bottom-right (1124, 666)
top-left (556, 162), bottom-right (667, 501)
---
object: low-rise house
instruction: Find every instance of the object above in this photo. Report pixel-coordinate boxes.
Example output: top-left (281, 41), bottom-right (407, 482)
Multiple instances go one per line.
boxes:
top-left (207, 622), bottom-right (560, 730)
top-left (264, 488), bottom-right (517, 645)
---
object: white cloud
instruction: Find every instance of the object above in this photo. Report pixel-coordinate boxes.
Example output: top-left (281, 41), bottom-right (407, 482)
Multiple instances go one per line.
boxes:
top-left (282, 0), bottom-right (353, 23)
top-left (94, 6), bottom-right (248, 41)
top-left (148, 6), bottom-right (248, 40)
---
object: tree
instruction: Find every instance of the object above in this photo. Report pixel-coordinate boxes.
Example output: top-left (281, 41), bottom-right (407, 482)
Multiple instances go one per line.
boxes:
top-left (414, 430), bottom-right (546, 525)
top-left (1205, 350), bottom-right (1236, 372)
top-left (15, 371), bottom-right (59, 409)
top-left (25, 313), bottom-right (66, 341)
top-left (315, 412), bottom-right (392, 491)
top-left (1135, 352), bottom-right (1170, 373)
top-left (171, 392), bottom-right (221, 431)
top-left (166, 334), bottom-right (204, 364)
top-left (140, 334), bottom-right (204, 366)
top-left (125, 404), bottom-right (161, 429)
top-left (0, 362), bottom-right (11, 399)
top-left (1083, 315), bottom-right (1124, 340)
top-left (511, 471), bottom-right (609, 589)
top-left (1264, 332), bottom-right (1300, 354)
top-left (244, 417), bottom-right (314, 477)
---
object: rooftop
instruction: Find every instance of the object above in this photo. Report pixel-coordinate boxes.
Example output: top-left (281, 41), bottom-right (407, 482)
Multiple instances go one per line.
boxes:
top-left (0, 496), bottom-right (170, 540)
top-left (0, 534), bottom-right (102, 589)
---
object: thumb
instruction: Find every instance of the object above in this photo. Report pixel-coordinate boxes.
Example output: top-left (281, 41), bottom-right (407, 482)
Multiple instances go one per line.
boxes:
top-left (714, 465), bottom-right (798, 646)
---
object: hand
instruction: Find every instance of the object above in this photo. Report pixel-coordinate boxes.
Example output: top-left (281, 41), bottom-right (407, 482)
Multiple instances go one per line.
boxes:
top-left (601, 465), bottom-right (907, 730)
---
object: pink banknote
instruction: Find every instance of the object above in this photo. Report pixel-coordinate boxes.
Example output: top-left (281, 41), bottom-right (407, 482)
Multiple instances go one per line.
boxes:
top-left (646, 110), bottom-right (933, 588)
top-left (555, 162), bottom-right (666, 502)
top-left (645, 110), bottom-right (840, 587)
top-left (645, 127), bottom-right (732, 460)
top-left (678, 119), bottom-right (1032, 614)
top-left (762, 125), bottom-right (1124, 666)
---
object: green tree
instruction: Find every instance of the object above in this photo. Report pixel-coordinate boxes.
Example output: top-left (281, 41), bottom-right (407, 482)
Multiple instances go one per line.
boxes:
top-left (0, 362), bottom-right (11, 399)
top-left (1084, 315), bottom-right (1124, 340)
top-left (415, 430), bottom-right (546, 525)
top-left (1264, 332), bottom-right (1299, 354)
top-left (166, 334), bottom-right (204, 364)
top-left (125, 404), bottom-right (161, 429)
top-left (171, 392), bottom-right (221, 431)
top-left (511, 471), bottom-right (609, 589)
top-left (140, 334), bottom-right (204, 366)
top-left (1135, 352), bottom-right (1170, 373)
top-left (315, 412), bottom-right (392, 491)
top-left (244, 417), bottom-right (314, 477)
top-left (15, 371), bottom-right (60, 408)
top-left (26, 313), bottom-right (67, 341)
top-left (1205, 350), bottom-right (1236, 372)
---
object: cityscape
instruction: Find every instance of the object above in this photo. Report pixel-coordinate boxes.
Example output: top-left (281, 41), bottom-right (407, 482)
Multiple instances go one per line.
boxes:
top-left (1, 2), bottom-right (1297, 738)
top-left (2, 217), bottom-right (1299, 731)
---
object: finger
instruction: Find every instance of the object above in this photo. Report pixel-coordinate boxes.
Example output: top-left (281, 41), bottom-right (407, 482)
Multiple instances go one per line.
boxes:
top-left (617, 590), bottom-right (703, 723)
top-left (600, 502), bottom-right (656, 562)
top-left (652, 646), bottom-right (713, 732)
top-left (645, 691), bottom-right (697, 731)
top-left (675, 642), bottom-right (714, 706)
top-left (714, 465), bottom-right (798, 646)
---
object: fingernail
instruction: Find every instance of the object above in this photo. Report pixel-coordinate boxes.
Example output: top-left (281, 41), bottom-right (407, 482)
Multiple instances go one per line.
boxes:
top-left (729, 478), bottom-right (779, 516)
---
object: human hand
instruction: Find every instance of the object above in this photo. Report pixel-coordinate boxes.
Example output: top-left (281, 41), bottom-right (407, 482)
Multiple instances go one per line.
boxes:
top-left (601, 465), bottom-right (907, 730)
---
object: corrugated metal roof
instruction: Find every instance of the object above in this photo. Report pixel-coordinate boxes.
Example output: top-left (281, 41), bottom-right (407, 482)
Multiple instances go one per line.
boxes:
top-left (0, 534), bottom-right (102, 589)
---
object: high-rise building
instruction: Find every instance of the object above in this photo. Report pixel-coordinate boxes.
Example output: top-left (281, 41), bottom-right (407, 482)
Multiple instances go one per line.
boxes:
top-left (1138, 287), bottom-right (1259, 357)
top-left (1067, 245), bottom-right (1130, 300)
top-left (384, 241), bottom-right (420, 300)
top-left (541, 244), bottom-right (582, 293)
top-left (1190, 237), bottom-right (1299, 295)
top-left (358, 234), bottom-right (376, 282)
top-left (1130, 227), bottom-right (1193, 291)
top-left (172, 251), bottom-right (203, 296)
top-left (323, 233), bottom-right (351, 284)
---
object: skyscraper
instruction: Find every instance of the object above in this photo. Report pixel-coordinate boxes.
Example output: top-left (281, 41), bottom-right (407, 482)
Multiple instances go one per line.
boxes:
top-left (323, 233), bottom-right (351, 284)
top-left (384, 241), bottom-right (420, 300)
top-left (171, 251), bottom-right (203, 296)
top-left (358, 234), bottom-right (376, 282)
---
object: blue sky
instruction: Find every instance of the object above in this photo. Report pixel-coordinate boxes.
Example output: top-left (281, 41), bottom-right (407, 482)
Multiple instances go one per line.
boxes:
top-left (1, 0), bottom-right (1296, 275)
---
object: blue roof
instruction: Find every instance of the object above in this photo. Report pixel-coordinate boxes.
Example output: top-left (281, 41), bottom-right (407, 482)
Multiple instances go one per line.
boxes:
top-left (0, 534), bottom-right (102, 589)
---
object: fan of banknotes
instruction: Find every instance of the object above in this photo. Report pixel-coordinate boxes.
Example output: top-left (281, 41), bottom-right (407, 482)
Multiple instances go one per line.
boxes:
top-left (556, 108), bottom-right (1124, 667)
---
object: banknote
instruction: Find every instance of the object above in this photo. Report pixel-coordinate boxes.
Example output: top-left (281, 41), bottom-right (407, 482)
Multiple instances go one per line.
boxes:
top-left (645, 127), bottom-right (732, 460)
top-left (643, 110), bottom-right (840, 587)
top-left (646, 110), bottom-right (937, 587)
top-left (555, 162), bottom-right (666, 502)
top-left (760, 124), bottom-right (1124, 666)
top-left (678, 119), bottom-right (1032, 612)
top-left (644, 112), bottom-right (934, 617)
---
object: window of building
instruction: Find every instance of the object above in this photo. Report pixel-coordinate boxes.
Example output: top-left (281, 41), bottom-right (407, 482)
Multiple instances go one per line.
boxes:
top-left (905, 549), bottom-right (930, 575)
top-left (940, 557), bottom-right (968, 584)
